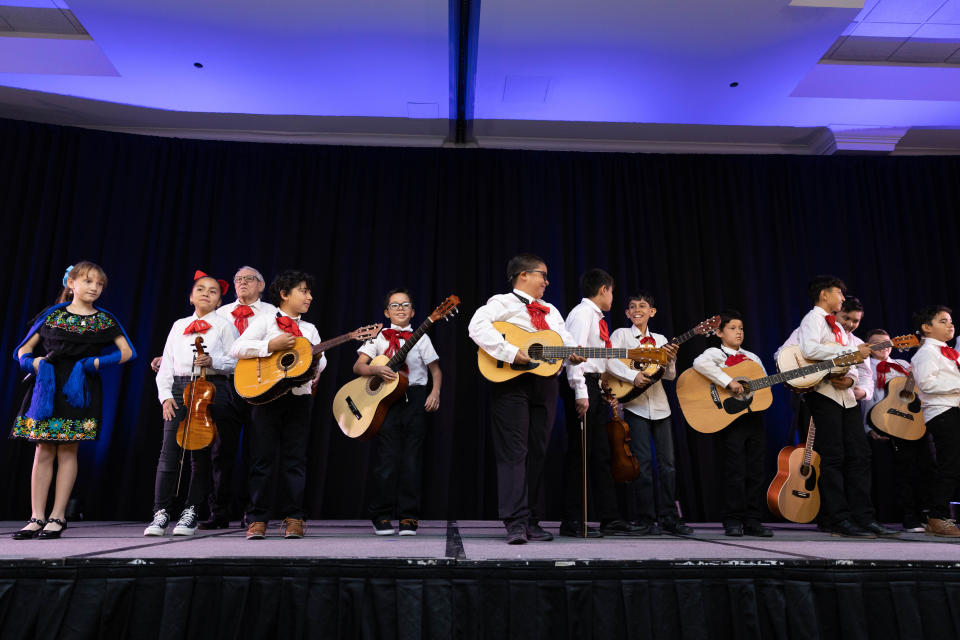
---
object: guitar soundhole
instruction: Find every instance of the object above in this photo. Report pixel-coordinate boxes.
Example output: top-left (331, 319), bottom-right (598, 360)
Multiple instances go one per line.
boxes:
top-left (527, 344), bottom-right (543, 360)
top-left (369, 378), bottom-right (382, 392)
top-left (279, 352), bottom-right (297, 370)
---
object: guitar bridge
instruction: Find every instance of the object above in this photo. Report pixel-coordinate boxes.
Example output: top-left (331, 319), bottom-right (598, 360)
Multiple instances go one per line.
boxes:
top-left (345, 396), bottom-right (362, 420)
top-left (791, 490), bottom-right (810, 499)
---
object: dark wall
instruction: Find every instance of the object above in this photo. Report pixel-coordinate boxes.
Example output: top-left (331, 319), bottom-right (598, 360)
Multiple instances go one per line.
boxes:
top-left (2, 117), bottom-right (957, 523)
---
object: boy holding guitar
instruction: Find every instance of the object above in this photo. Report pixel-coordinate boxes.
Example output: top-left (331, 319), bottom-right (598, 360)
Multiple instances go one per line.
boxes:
top-left (230, 270), bottom-right (326, 540)
top-left (467, 253), bottom-right (585, 544)
top-left (353, 289), bottom-right (441, 536)
top-left (910, 306), bottom-right (960, 537)
top-left (862, 328), bottom-right (932, 533)
top-left (691, 310), bottom-right (772, 537)
top-left (792, 276), bottom-right (896, 538)
top-left (605, 293), bottom-right (689, 535)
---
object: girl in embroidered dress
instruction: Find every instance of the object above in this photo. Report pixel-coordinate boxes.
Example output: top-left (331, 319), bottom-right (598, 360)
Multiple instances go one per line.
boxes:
top-left (11, 262), bottom-right (136, 539)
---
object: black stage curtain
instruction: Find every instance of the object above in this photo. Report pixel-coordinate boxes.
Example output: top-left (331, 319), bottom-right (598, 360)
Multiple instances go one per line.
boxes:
top-left (1, 561), bottom-right (959, 639)
top-left (2, 116), bottom-right (959, 523)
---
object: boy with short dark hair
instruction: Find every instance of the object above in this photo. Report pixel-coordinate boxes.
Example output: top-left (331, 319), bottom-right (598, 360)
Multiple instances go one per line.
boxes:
top-left (692, 309), bottom-right (771, 537)
top-left (910, 305), bottom-right (960, 537)
top-left (231, 270), bottom-right (325, 540)
top-left (606, 291), bottom-right (688, 535)
top-left (354, 288), bottom-right (441, 536)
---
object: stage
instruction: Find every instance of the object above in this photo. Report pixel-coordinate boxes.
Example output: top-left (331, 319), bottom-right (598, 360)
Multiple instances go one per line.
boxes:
top-left (1, 520), bottom-right (960, 639)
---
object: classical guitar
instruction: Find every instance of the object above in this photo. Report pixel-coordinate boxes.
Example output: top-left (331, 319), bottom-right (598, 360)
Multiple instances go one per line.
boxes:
top-left (776, 334), bottom-right (919, 391)
top-left (767, 418), bottom-right (821, 524)
top-left (476, 321), bottom-right (668, 383)
top-left (869, 372), bottom-right (925, 440)
top-left (234, 323), bottom-right (382, 404)
top-left (333, 296), bottom-right (460, 439)
top-left (601, 315), bottom-right (720, 402)
top-left (677, 352), bottom-right (860, 434)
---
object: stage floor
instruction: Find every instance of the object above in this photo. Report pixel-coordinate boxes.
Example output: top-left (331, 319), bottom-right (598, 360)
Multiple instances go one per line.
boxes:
top-left (2, 519), bottom-right (960, 565)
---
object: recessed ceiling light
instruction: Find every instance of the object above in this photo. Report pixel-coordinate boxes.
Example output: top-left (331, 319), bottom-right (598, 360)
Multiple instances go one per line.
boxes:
top-left (194, 62), bottom-right (204, 69)
top-left (729, 82), bottom-right (739, 87)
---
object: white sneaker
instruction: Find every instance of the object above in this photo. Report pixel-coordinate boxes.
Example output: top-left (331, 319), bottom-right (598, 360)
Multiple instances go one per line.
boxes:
top-left (172, 506), bottom-right (199, 536)
top-left (144, 509), bottom-right (170, 536)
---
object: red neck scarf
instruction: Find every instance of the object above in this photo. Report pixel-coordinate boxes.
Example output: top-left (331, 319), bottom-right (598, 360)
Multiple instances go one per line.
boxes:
top-left (526, 300), bottom-right (550, 331)
top-left (724, 353), bottom-right (749, 367)
top-left (824, 314), bottom-right (845, 344)
top-left (598, 318), bottom-right (612, 348)
top-left (382, 328), bottom-right (413, 358)
top-left (875, 360), bottom-right (909, 389)
top-left (940, 346), bottom-right (960, 370)
top-left (276, 316), bottom-right (302, 337)
top-left (231, 304), bottom-right (255, 334)
top-left (183, 318), bottom-right (211, 335)
top-left (639, 336), bottom-right (656, 346)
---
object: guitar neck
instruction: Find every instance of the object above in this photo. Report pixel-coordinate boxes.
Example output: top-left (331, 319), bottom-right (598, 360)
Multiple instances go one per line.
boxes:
top-left (745, 358), bottom-right (844, 392)
top-left (387, 319), bottom-right (434, 371)
top-left (311, 332), bottom-right (357, 355)
top-left (541, 346), bottom-right (633, 359)
top-left (670, 327), bottom-right (701, 347)
top-left (802, 422), bottom-right (816, 466)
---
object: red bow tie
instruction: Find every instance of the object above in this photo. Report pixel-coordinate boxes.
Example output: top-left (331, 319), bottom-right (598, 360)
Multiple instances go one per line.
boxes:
top-left (875, 360), bottom-right (909, 389)
top-left (639, 336), bottom-right (656, 346)
top-left (941, 346), bottom-right (960, 370)
top-left (824, 315), bottom-right (845, 344)
top-left (276, 316), bottom-right (302, 337)
top-left (598, 318), bottom-right (612, 348)
top-left (725, 353), bottom-right (749, 367)
top-left (183, 319), bottom-right (212, 335)
top-left (231, 304), bottom-right (255, 334)
top-left (525, 300), bottom-right (550, 331)
top-left (382, 328), bottom-right (413, 374)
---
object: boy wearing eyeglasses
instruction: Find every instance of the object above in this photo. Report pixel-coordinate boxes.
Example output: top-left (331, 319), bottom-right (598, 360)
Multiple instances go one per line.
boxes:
top-left (353, 288), bottom-right (442, 536)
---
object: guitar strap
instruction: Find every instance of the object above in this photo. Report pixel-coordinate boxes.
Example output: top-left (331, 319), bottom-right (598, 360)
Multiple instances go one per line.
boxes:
top-left (512, 292), bottom-right (530, 305)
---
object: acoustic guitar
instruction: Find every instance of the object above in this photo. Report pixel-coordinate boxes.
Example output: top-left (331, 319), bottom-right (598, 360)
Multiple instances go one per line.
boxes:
top-left (333, 296), bottom-right (460, 439)
top-left (775, 335), bottom-right (918, 391)
top-left (869, 373), bottom-right (925, 440)
top-left (767, 418), bottom-right (821, 524)
top-left (677, 352), bottom-right (861, 434)
top-left (234, 323), bottom-right (382, 404)
top-left (601, 315), bottom-right (720, 402)
top-left (476, 321), bottom-right (668, 383)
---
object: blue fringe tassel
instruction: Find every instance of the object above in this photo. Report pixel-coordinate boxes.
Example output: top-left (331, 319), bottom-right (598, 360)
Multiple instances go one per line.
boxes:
top-left (26, 360), bottom-right (56, 421)
top-left (62, 360), bottom-right (91, 408)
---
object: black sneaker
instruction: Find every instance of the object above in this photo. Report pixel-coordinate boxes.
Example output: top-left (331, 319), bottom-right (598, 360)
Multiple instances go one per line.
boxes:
top-left (372, 518), bottom-right (394, 536)
top-left (399, 518), bottom-right (418, 536)
top-left (662, 517), bottom-right (695, 536)
top-left (172, 506), bottom-right (199, 536)
top-left (505, 521), bottom-right (528, 545)
top-left (144, 509), bottom-right (170, 537)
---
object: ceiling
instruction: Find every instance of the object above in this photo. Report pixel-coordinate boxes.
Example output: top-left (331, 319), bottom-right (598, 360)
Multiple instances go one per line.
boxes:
top-left (2, 0), bottom-right (960, 153)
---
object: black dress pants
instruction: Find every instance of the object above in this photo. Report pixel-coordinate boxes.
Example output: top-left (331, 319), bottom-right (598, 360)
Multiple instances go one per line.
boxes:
top-left (246, 393), bottom-right (311, 522)
top-left (368, 385), bottom-right (428, 520)
top-left (489, 375), bottom-right (558, 525)
top-left (924, 408), bottom-right (960, 520)
top-left (716, 412), bottom-right (766, 526)
top-left (207, 379), bottom-right (247, 521)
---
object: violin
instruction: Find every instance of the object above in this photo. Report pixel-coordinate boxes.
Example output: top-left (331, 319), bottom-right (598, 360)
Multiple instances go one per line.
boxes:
top-left (176, 336), bottom-right (217, 450)
top-left (601, 381), bottom-right (640, 483)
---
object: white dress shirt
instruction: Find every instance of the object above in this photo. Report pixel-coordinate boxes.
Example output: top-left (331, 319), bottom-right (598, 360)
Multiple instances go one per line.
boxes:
top-left (795, 306), bottom-right (858, 408)
top-left (358, 324), bottom-right (439, 387)
top-left (846, 331), bottom-right (874, 403)
top-left (217, 298), bottom-right (278, 335)
top-left (468, 288), bottom-right (577, 366)
top-left (156, 311), bottom-right (237, 403)
top-left (230, 310), bottom-right (326, 396)
top-left (564, 298), bottom-right (609, 400)
top-left (607, 326), bottom-right (676, 420)
top-left (692, 346), bottom-right (766, 389)
top-left (912, 338), bottom-right (960, 422)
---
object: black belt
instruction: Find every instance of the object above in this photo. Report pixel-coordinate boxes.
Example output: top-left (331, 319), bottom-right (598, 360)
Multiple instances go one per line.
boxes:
top-left (174, 374), bottom-right (227, 383)
top-left (584, 372), bottom-right (601, 380)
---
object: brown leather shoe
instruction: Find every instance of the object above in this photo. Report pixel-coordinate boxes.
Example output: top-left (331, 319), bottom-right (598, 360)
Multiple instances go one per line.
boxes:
top-left (281, 517), bottom-right (304, 539)
top-left (246, 521), bottom-right (267, 540)
top-left (925, 518), bottom-right (960, 537)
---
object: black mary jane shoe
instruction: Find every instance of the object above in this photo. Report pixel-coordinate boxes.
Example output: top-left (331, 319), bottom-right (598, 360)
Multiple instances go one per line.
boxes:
top-left (12, 518), bottom-right (46, 540)
top-left (37, 517), bottom-right (67, 540)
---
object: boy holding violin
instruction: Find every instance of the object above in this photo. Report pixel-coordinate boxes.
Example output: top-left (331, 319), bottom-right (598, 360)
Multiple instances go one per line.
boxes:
top-left (146, 271), bottom-right (238, 537)
top-left (691, 310), bottom-right (772, 537)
